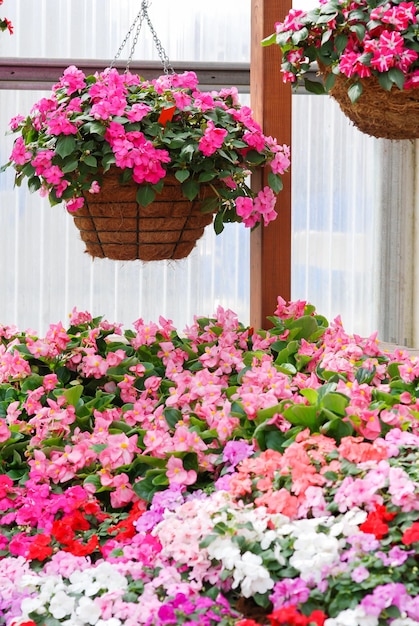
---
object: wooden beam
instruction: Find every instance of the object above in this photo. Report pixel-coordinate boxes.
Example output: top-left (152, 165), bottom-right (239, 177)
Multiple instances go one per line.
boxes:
top-left (0, 58), bottom-right (250, 91)
top-left (250, 0), bottom-right (292, 329)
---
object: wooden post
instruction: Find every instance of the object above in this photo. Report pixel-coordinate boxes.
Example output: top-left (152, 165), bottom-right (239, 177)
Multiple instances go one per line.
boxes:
top-left (250, 0), bottom-right (292, 329)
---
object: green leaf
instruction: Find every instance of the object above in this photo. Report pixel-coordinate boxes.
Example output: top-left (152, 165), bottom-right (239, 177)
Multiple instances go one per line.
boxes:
top-left (91, 443), bottom-right (107, 453)
top-left (283, 404), bottom-right (318, 430)
top-left (101, 152), bottom-right (116, 171)
top-left (321, 392), bottom-right (349, 416)
top-left (316, 11), bottom-right (338, 24)
top-left (182, 452), bottom-right (199, 472)
top-left (164, 407), bottom-right (182, 428)
top-left (61, 159), bottom-right (79, 173)
top-left (304, 78), bottom-right (326, 95)
top-left (388, 67), bottom-right (405, 90)
top-left (347, 81), bottom-right (363, 103)
top-left (181, 178), bottom-right (200, 201)
top-left (28, 176), bottom-right (41, 193)
top-left (136, 185), bottom-right (156, 207)
top-left (324, 71), bottom-right (336, 92)
top-left (175, 169), bottom-right (190, 183)
top-left (255, 403), bottom-right (283, 424)
top-left (349, 22), bottom-right (365, 42)
top-left (198, 171), bottom-right (217, 183)
top-left (179, 143), bottom-right (196, 161)
top-left (300, 388), bottom-right (318, 405)
top-left (83, 155), bottom-right (97, 168)
top-left (268, 172), bottom-right (283, 194)
top-left (83, 474), bottom-right (102, 489)
top-left (264, 429), bottom-right (289, 451)
top-left (291, 26), bottom-right (309, 45)
top-left (133, 472), bottom-right (162, 501)
top-left (213, 210), bottom-right (225, 235)
top-left (261, 33), bottom-right (277, 46)
top-left (321, 418), bottom-right (353, 442)
top-left (334, 33), bottom-right (348, 54)
top-left (152, 471), bottom-right (169, 486)
top-left (287, 315), bottom-right (319, 340)
top-left (276, 362), bottom-right (297, 376)
top-left (83, 121), bottom-right (106, 136)
top-left (62, 384), bottom-right (84, 407)
top-left (378, 72), bottom-right (393, 92)
top-left (55, 135), bottom-right (77, 159)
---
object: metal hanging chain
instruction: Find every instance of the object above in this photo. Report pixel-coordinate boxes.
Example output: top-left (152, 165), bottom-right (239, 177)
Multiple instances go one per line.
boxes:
top-left (110, 0), bottom-right (174, 74)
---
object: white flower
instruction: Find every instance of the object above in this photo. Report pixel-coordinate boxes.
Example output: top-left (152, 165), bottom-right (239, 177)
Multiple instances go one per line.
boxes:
top-left (324, 607), bottom-right (379, 626)
top-left (92, 562), bottom-right (128, 594)
top-left (231, 551), bottom-right (274, 597)
top-left (75, 596), bottom-right (101, 625)
top-left (68, 562), bottom-right (127, 598)
top-left (260, 529), bottom-right (279, 550)
top-left (49, 589), bottom-right (76, 619)
top-left (20, 595), bottom-right (47, 616)
top-left (206, 536), bottom-right (241, 570)
top-left (97, 620), bottom-right (122, 626)
top-left (327, 508), bottom-right (368, 537)
top-left (390, 620), bottom-right (419, 626)
top-left (289, 532), bottom-right (341, 582)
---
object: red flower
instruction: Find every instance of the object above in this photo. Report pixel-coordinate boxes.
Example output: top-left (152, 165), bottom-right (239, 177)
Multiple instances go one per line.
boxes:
top-left (108, 500), bottom-right (148, 541)
top-left (268, 605), bottom-right (310, 626)
top-left (402, 521), bottom-right (419, 545)
top-left (51, 519), bottom-right (75, 545)
top-left (26, 534), bottom-right (53, 561)
top-left (359, 504), bottom-right (396, 539)
top-left (63, 534), bottom-right (100, 556)
top-left (307, 610), bottom-right (328, 626)
top-left (66, 509), bottom-right (91, 531)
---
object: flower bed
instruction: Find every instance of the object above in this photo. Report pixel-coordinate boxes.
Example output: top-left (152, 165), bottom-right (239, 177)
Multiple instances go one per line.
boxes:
top-left (1, 299), bottom-right (419, 625)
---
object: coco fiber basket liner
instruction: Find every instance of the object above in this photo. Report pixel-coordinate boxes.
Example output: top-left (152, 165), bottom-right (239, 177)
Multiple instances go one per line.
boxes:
top-left (71, 171), bottom-right (217, 262)
top-left (320, 66), bottom-right (419, 140)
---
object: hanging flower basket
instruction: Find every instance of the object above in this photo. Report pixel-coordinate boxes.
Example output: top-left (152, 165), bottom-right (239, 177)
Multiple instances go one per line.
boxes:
top-left (264, 0), bottom-right (419, 140)
top-left (319, 65), bottom-right (419, 140)
top-left (72, 170), bottom-right (217, 261)
top-left (3, 60), bottom-right (290, 262)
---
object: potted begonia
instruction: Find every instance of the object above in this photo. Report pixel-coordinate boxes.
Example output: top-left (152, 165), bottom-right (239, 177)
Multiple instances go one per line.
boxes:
top-left (3, 65), bottom-right (290, 261)
top-left (263, 0), bottom-right (419, 139)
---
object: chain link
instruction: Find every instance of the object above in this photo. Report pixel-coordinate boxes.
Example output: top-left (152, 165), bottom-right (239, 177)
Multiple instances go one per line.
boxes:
top-left (110, 0), bottom-right (173, 74)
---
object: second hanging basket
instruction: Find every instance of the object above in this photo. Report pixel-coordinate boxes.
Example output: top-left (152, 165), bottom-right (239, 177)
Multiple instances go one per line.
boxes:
top-left (71, 171), bottom-right (217, 262)
top-left (319, 66), bottom-right (419, 141)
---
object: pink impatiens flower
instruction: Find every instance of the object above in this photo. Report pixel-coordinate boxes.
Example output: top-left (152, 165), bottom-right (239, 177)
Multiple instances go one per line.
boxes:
top-left (10, 136), bottom-right (32, 165)
top-left (198, 120), bottom-right (228, 156)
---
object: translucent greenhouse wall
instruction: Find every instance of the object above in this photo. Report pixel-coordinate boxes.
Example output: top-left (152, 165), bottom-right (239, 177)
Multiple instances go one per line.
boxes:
top-left (0, 0), bottom-right (409, 339)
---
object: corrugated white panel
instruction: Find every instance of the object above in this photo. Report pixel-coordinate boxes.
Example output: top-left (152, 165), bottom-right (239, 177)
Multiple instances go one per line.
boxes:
top-left (1, 0), bottom-right (250, 62)
top-left (0, 1), bottom-right (251, 334)
top-left (291, 94), bottom-right (380, 337)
